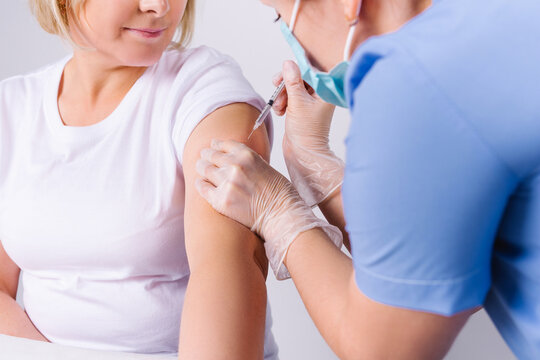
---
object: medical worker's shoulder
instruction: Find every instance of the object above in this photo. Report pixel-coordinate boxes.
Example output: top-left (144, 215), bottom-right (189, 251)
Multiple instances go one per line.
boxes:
top-left (349, 0), bottom-right (540, 178)
top-left (347, 0), bottom-right (476, 89)
top-left (346, 33), bottom-right (423, 113)
top-left (347, 0), bottom-right (495, 108)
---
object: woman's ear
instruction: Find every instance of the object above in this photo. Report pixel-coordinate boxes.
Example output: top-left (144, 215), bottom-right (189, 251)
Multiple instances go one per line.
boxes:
top-left (340, 0), bottom-right (362, 23)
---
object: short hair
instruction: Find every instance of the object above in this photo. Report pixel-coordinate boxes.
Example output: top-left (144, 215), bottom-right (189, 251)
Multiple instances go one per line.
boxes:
top-left (29, 0), bottom-right (195, 49)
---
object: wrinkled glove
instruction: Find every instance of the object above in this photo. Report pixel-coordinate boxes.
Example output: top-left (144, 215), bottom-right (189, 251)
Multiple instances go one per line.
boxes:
top-left (273, 61), bottom-right (345, 207)
top-left (195, 139), bottom-right (343, 280)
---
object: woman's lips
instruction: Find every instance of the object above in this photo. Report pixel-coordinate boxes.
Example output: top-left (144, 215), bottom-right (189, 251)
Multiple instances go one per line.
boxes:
top-left (125, 27), bottom-right (167, 39)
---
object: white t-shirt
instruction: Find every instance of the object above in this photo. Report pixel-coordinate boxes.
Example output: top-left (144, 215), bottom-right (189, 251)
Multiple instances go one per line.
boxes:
top-left (0, 46), bottom-right (277, 357)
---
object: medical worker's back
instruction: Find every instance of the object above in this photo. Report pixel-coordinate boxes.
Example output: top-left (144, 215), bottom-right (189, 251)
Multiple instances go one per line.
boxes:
top-left (344, 0), bottom-right (540, 358)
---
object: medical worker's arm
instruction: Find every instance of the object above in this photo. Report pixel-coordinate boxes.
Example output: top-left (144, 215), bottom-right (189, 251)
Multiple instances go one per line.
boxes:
top-left (285, 229), bottom-right (473, 359)
top-left (271, 63), bottom-right (349, 249)
top-left (178, 103), bottom-right (270, 360)
top-left (195, 48), bottom-right (512, 358)
top-left (317, 190), bottom-right (348, 250)
top-left (0, 241), bottom-right (49, 341)
top-left (196, 138), bottom-right (472, 359)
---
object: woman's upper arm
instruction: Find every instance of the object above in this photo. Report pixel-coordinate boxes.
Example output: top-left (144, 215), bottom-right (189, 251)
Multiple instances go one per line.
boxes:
top-left (182, 102), bottom-right (270, 271)
top-left (178, 103), bottom-right (270, 359)
top-left (0, 241), bottom-right (20, 299)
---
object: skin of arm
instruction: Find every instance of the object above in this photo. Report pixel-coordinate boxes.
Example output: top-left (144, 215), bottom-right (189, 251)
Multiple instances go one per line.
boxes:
top-left (285, 227), bottom-right (474, 360)
top-left (195, 137), bottom-right (475, 360)
top-left (317, 188), bottom-right (350, 251)
top-left (178, 103), bottom-right (271, 360)
top-left (0, 242), bottom-right (49, 342)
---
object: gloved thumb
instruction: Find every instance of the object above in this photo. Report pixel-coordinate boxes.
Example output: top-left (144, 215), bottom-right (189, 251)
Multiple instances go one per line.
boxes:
top-left (282, 60), bottom-right (310, 101)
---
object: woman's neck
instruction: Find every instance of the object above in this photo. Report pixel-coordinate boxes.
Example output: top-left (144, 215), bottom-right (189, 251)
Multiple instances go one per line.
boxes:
top-left (64, 51), bottom-right (146, 105)
top-left (58, 51), bottom-right (147, 127)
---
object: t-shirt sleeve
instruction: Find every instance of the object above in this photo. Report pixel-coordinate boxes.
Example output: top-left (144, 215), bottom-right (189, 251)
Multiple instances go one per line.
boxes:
top-left (344, 45), bottom-right (517, 316)
top-left (171, 48), bottom-right (271, 163)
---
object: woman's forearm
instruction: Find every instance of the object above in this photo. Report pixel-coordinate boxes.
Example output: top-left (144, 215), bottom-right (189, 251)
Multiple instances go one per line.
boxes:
top-left (179, 245), bottom-right (267, 360)
top-left (0, 291), bottom-right (49, 342)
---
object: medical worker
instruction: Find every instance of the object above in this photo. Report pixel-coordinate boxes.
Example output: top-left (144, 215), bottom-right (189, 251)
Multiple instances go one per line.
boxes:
top-left (195, 0), bottom-right (540, 358)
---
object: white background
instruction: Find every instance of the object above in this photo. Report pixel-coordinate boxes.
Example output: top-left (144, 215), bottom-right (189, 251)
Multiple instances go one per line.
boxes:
top-left (1, 0), bottom-right (517, 359)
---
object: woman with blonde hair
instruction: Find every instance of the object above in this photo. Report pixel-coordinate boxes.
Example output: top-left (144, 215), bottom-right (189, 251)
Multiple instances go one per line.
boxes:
top-left (0, 1), bottom-right (278, 359)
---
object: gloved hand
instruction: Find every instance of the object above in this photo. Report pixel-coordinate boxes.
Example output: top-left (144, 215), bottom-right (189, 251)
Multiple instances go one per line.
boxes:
top-left (195, 140), bottom-right (343, 280)
top-left (272, 60), bottom-right (345, 207)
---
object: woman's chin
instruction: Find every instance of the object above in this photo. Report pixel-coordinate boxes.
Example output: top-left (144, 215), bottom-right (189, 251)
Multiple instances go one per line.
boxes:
top-left (118, 50), bottom-right (167, 67)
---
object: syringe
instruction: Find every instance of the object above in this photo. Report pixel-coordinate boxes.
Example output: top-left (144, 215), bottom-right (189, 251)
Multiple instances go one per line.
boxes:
top-left (248, 81), bottom-right (286, 139)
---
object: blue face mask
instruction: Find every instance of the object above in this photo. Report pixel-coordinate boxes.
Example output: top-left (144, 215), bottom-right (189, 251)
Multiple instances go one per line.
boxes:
top-left (279, 0), bottom-right (359, 108)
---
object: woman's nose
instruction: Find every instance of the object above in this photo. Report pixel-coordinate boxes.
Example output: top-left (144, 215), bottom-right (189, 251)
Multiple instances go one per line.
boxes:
top-left (139, 0), bottom-right (170, 17)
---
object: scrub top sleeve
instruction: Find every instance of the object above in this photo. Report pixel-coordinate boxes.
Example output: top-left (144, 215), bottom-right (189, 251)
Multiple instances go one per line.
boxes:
top-left (343, 49), bottom-right (517, 316)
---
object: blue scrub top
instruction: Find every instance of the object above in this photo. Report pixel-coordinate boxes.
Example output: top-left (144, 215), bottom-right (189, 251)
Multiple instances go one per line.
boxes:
top-left (343, 0), bottom-right (540, 358)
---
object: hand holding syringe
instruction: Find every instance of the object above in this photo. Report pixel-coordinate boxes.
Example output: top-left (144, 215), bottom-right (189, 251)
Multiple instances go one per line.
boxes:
top-left (248, 67), bottom-right (323, 139)
top-left (247, 61), bottom-right (342, 207)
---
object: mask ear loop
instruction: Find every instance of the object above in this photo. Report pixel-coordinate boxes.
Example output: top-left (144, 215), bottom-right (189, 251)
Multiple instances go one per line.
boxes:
top-left (343, 23), bottom-right (357, 61)
top-left (343, 0), bottom-right (362, 60)
top-left (289, 0), bottom-right (301, 31)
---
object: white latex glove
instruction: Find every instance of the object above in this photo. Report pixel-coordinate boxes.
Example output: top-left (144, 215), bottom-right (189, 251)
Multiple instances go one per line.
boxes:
top-left (195, 140), bottom-right (343, 280)
top-left (273, 60), bottom-right (345, 207)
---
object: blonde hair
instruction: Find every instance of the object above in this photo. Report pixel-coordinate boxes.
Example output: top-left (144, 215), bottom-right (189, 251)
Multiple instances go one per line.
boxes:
top-left (28, 0), bottom-right (196, 49)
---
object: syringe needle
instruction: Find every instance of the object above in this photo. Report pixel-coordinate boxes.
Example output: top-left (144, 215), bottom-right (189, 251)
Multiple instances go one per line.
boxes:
top-left (248, 81), bottom-right (286, 140)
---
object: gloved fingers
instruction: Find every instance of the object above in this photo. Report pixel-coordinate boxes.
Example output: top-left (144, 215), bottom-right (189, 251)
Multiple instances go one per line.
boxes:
top-left (209, 140), bottom-right (272, 192)
top-left (273, 89), bottom-right (288, 117)
top-left (274, 68), bottom-right (314, 96)
top-left (195, 159), bottom-right (225, 187)
top-left (272, 72), bottom-right (283, 87)
top-left (200, 148), bottom-right (230, 168)
top-left (195, 178), bottom-right (218, 207)
top-left (304, 81), bottom-right (316, 96)
top-left (282, 60), bottom-right (314, 101)
top-left (271, 72), bottom-right (288, 116)
top-left (271, 67), bottom-right (317, 117)
top-left (273, 82), bottom-right (317, 117)
top-left (210, 139), bottom-right (250, 157)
